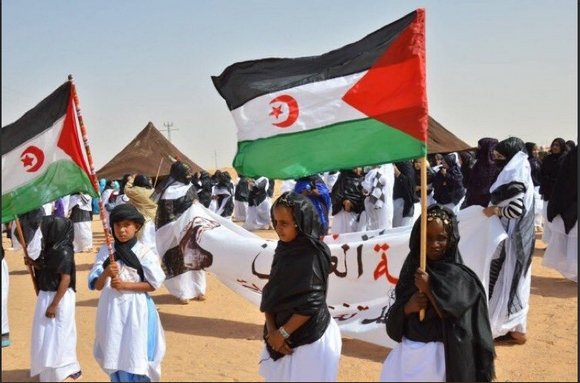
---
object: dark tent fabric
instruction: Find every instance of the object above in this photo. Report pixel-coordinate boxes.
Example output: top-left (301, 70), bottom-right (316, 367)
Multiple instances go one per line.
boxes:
top-left (427, 115), bottom-right (473, 154)
top-left (96, 122), bottom-right (204, 180)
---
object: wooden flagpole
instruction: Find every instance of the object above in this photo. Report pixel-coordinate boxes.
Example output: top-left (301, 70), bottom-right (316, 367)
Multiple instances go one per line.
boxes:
top-left (419, 156), bottom-right (428, 321)
top-left (13, 217), bottom-right (39, 296)
top-left (153, 157), bottom-right (164, 188)
top-left (68, 74), bottom-right (115, 263)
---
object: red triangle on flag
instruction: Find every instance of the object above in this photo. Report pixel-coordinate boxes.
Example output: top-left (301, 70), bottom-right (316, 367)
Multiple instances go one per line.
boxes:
top-left (57, 91), bottom-right (92, 177)
top-left (342, 9), bottom-right (427, 143)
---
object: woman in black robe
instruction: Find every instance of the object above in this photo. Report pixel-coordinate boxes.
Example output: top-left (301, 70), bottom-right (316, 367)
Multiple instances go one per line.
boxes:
top-left (462, 138), bottom-right (500, 208)
top-left (380, 204), bottom-right (495, 382)
top-left (432, 153), bottom-right (466, 213)
top-left (259, 192), bottom-right (341, 381)
top-left (330, 168), bottom-right (365, 233)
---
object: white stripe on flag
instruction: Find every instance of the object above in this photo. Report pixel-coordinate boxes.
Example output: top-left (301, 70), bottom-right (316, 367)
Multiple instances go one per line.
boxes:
top-left (1, 116), bottom-right (69, 193)
top-left (231, 71), bottom-right (368, 142)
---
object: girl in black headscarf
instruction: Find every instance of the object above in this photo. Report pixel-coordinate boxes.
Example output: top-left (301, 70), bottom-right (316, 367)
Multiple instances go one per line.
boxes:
top-left (393, 161), bottom-right (419, 227)
top-left (259, 192), bottom-right (342, 381)
top-left (25, 216), bottom-right (82, 382)
top-left (462, 137), bottom-right (500, 208)
top-left (380, 205), bottom-right (495, 382)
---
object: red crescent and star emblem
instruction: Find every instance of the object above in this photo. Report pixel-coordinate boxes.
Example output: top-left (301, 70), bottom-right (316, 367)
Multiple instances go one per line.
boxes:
top-left (20, 145), bottom-right (45, 172)
top-left (269, 94), bottom-right (299, 128)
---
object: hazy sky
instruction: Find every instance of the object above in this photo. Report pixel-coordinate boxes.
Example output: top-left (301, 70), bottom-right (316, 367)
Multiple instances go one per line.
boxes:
top-left (2, 0), bottom-right (577, 170)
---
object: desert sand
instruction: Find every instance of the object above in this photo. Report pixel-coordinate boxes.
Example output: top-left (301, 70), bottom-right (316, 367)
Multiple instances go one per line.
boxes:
top-left (1, 220), bottom-right (577, 382)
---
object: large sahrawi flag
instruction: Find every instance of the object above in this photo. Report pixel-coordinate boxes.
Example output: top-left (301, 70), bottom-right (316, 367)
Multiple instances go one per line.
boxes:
top-left (159, 203), bottom-right (506, 348)
top-left (2, 81), bottom-right (98, 223)
top-left (212, 9), bottom-right (427, 180)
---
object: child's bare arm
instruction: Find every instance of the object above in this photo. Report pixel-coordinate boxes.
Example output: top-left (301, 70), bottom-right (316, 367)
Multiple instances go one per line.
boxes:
top-left (45, 273), bottom-right (70, 318)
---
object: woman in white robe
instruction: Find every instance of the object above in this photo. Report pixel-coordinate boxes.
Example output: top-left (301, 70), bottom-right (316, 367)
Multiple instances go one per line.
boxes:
top-left (244, 177), bottom-right (272, 231)
top-left (68, 192), bottom-right (93, 252)
top-left (89, 204), bottom-right (166, 381)
top-left (483, 138), bottom-right (535, 344)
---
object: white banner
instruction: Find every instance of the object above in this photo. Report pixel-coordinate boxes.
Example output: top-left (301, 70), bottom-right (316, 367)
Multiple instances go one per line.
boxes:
top-left (160, 202), bottom-right (507, 349)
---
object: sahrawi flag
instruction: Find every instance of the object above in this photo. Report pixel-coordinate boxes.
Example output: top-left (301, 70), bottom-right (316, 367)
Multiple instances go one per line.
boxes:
top-left (212, 8), bottom-right (427, 180)
top-left (2, 81), bottom-right (98, 223)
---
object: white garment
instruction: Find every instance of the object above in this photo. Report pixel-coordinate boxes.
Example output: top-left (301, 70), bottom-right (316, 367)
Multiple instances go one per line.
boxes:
top-left (541, 202), bottom-right (552, 243)
top-left (90, 242), bottom-right (166, 381)
top-left (280, 180), bottom-right (297, 194)
top-left (361, 164), bottom-right (394, 231)
top-left (487, 151), bottom-right (535, 338)
top-left (258, 318), bottom-right (342, 382)
top-left (380, 337), bottom-right (446, 382)
top-left (30, 289), bottom-right (80, 382)
top-left (331, 210), bottom-right (360, 234)
top-left (2, 258), bottom-right (9, 336)
top-left (244, 185), bottom-right (272, 231)
top-left (323, 171), bottom-right (339, 191)
top-left (441, 195), bottom-right (465, 216)
top-left (533, 185), bottom-right (544, 228)
top-left (232, 201), bottom-right (248, 222)
top-left (543, 218), bottom-right (577, 282)
top-left (42, 202), bottom-right (53, 216)
top-left (164, 270), bottom-right (207, 300)
top-left (392, 199), bottom-right (419, 228)
top-left (138, 220), bottom-right (159, 258)
top-left (73, 221), bottom-right (93, 252)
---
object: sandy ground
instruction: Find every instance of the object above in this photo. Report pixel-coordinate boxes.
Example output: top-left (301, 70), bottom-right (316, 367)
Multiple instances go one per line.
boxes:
top-left (1, 220), bottom-right (577, 382)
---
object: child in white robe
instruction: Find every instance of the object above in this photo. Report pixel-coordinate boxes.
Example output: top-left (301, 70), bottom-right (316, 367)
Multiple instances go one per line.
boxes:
top-left (25, 216), bottom-right (82, 382)
top-left (89, 204), bottom-right (166, 382)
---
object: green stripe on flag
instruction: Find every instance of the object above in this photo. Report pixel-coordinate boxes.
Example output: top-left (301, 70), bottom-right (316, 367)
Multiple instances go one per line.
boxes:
top-left (234, 118), bottom-right (426, 179)
top-left (2, 159), bottom-right (97, 223)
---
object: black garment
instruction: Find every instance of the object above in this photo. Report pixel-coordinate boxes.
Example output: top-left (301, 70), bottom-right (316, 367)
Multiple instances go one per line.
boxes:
top-left (459, 151), bottom-right (475, 188)
top-left (386, 205), bottom-right (495, 382)
top-left (393, 161), bottom-right (418, 217)
top-left (261, 192), bottom-right (332, 361)
top-left (432, 155), bottom-right (465, 205)
top-left (413, 164), bottom-right (435, 199)
top-left (525, 142), bottom-right (542, 187)
top-left (539, 138), bottom-right (568, 201)
top-left (36, 216), bottom-right (76, 292)
top-left (547, 146), bottom-right (577, 234)
top-left (234, 176), bottom-right (250, 202)
top-left (155, 185), bottom-right (198, 229)
top-left (267, 178), bottom-right (276, 198)
top-left (248, 178), bottom-right (269, 207)
top-left (197, 171), bottom-right (213, 208)
top-left (70, 205), bottom-right (92, 223)
top-left (462, 138), bottom-right (500, 208)
top-left (330, 169), bottom-right (365, 215)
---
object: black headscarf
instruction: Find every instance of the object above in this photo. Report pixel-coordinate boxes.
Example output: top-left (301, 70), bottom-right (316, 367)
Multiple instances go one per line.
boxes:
top-left (151, 161), bottom-right (192, 202)
top-left (494, 137), bottom-right (525, 171)
top-left (36, 216), bottom-right (76, 292)
top-left (260, 192), bottom-right (332, 360)
top-left (432, 154), bottom-right (465, 205)
top-left (104, 204), bottom-right (146, 281)
top-left (134, 174), bottom-right (153, 189)
top-left (234, 176), bottom-right (250, 202)
top-left (386, 205), bottom-right (495, 382)
top-left (525, 142), bottom-right (542, 187)
top-left (16, 207), bottom-right (45, 245)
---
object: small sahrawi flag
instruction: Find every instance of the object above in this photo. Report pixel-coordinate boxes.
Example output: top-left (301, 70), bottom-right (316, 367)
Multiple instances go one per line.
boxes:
top-left (2, 81), bottom-right (98, 222)
top-left (212, 8), bottom-right (427, 180)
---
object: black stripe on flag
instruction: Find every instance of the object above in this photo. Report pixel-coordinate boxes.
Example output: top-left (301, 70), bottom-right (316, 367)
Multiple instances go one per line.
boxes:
top-left (1, 81), bottom-right (71, 156)
top-left (212, 10), bottom-right (416, 111)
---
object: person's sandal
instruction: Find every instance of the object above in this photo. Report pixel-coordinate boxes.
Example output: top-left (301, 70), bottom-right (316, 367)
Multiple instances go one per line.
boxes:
top-left (64, 370), bottom-right (82, 381)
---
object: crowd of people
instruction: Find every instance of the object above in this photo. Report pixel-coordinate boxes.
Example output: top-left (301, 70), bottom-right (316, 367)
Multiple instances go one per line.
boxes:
top-left (1, 134), bottom-right (576, 382)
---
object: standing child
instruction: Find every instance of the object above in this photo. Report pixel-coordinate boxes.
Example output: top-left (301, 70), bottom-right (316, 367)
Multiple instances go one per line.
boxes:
top-left (259, 192), bottom-right (342, 382)
top-left (380, 205), bottom-right (495, 382)
top-left (25, 216), bottom-right (82, 382)
top-left (89, 204), bottom-right (166, 382)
